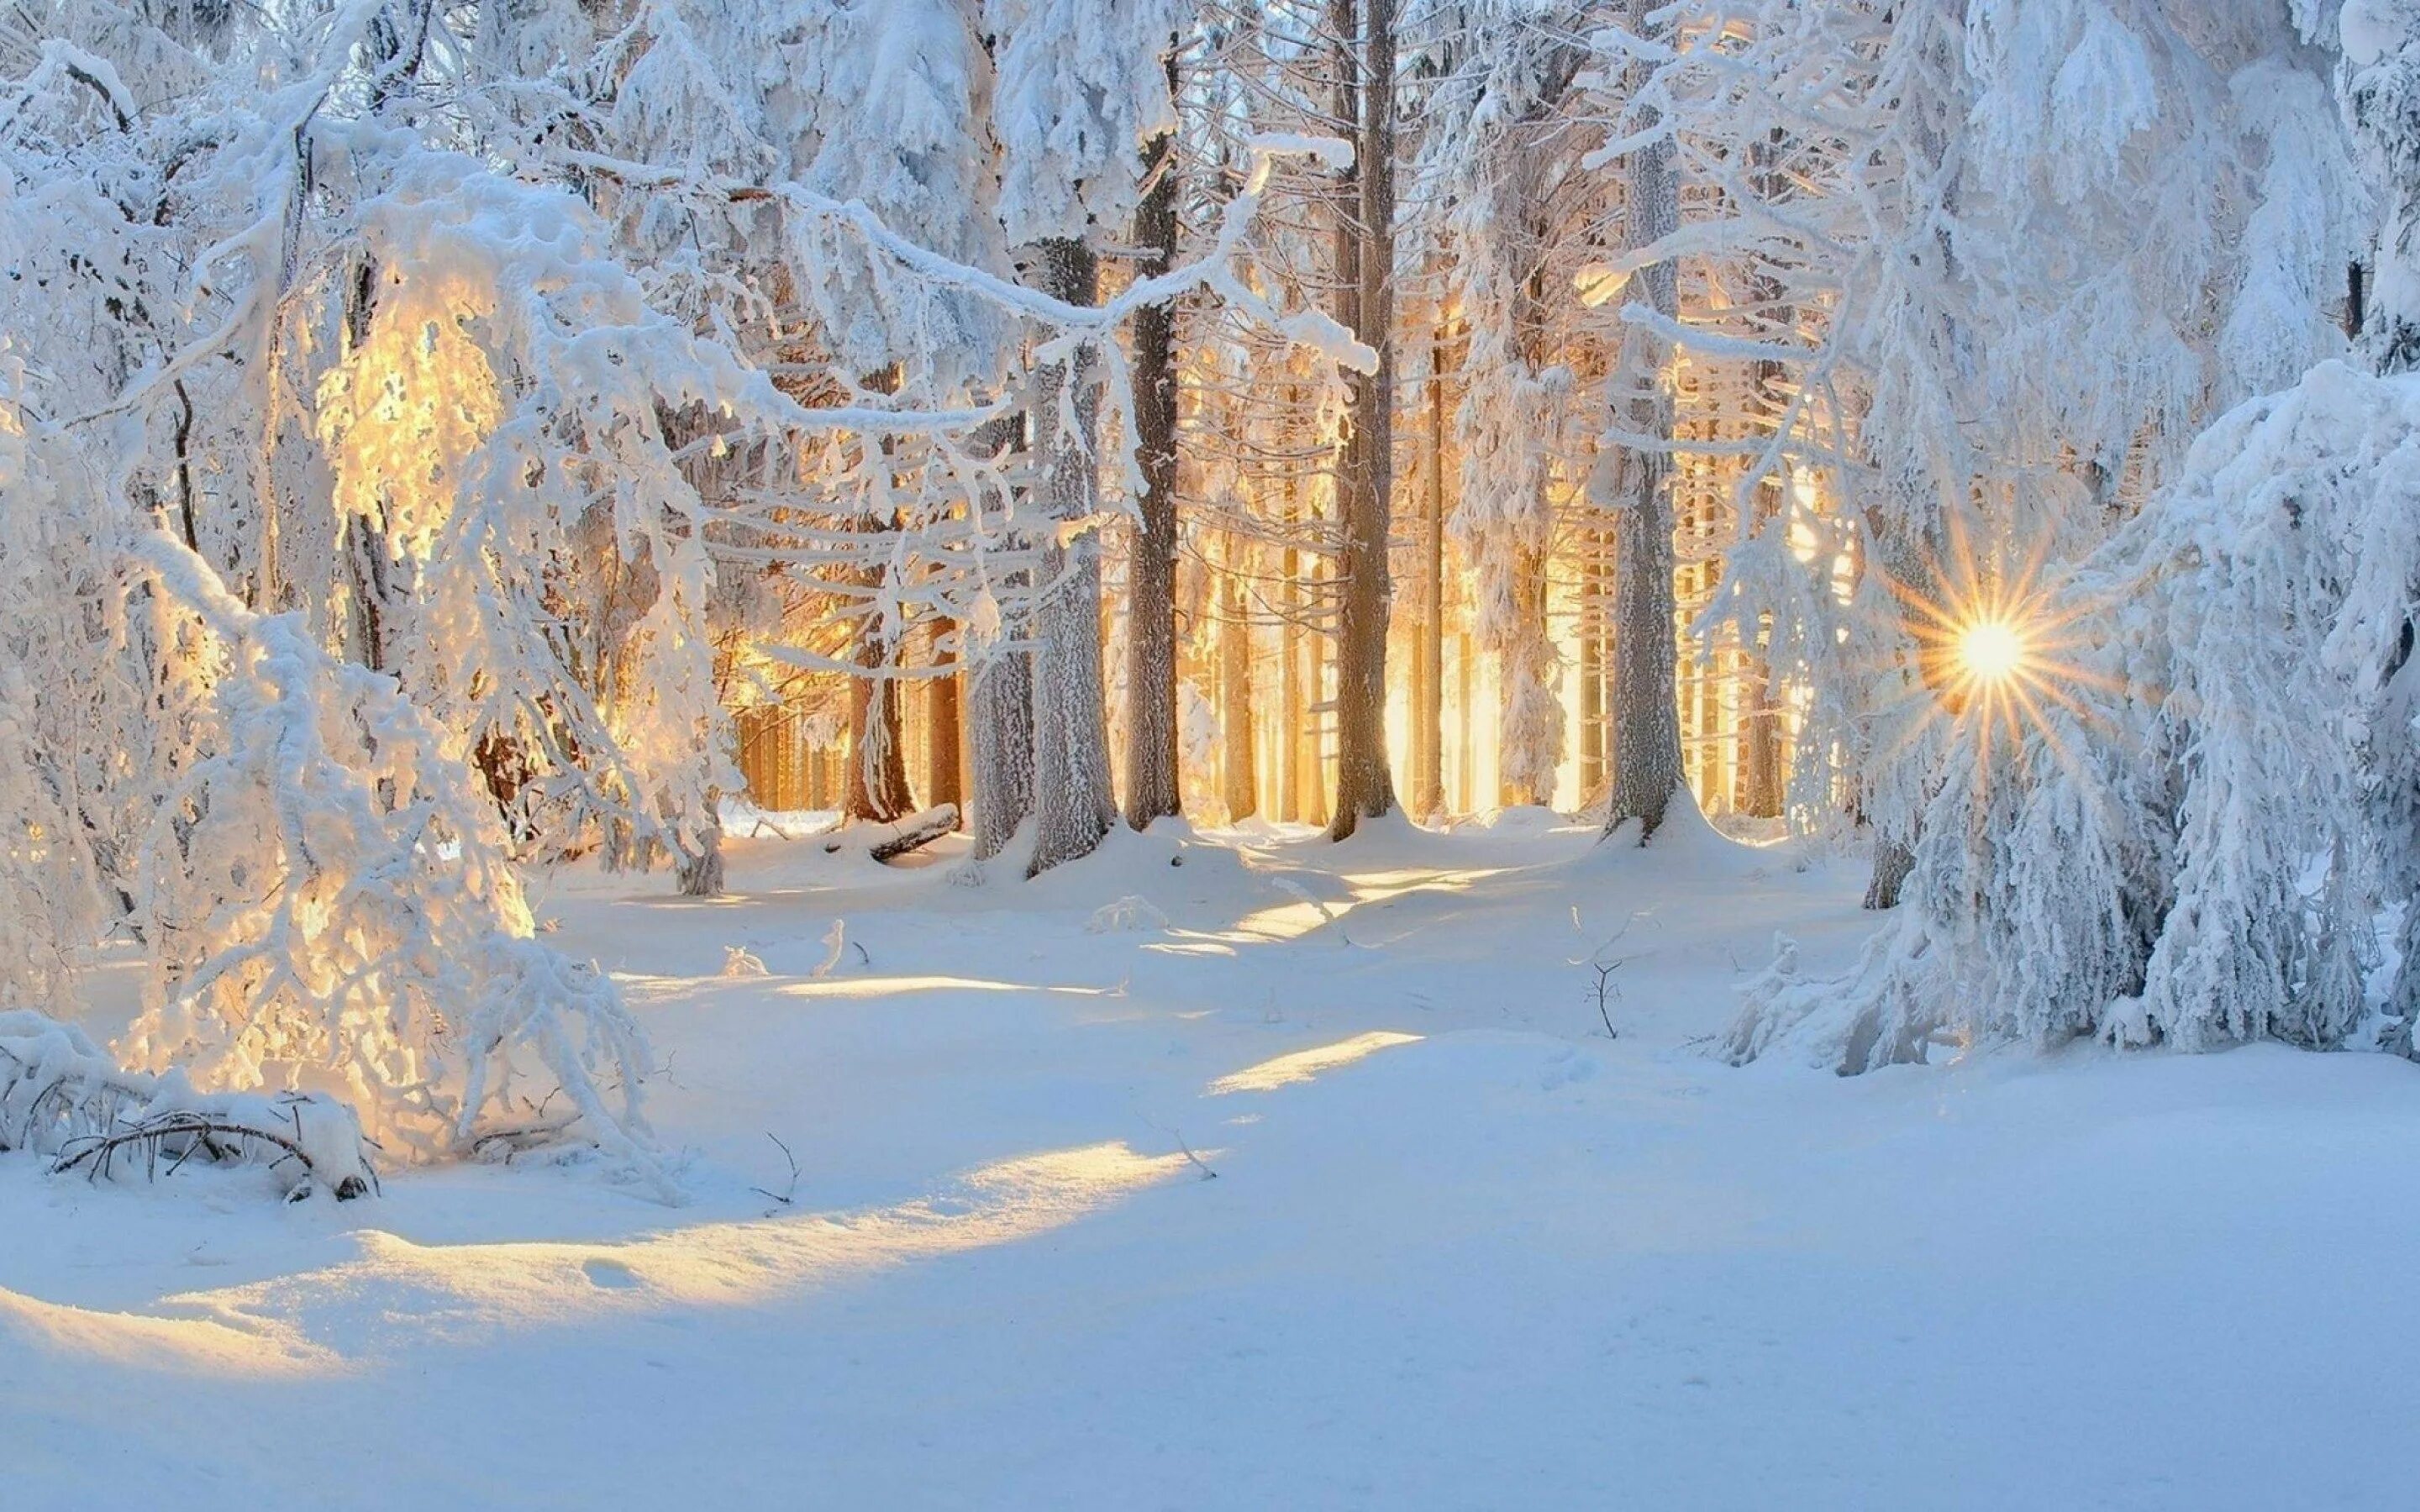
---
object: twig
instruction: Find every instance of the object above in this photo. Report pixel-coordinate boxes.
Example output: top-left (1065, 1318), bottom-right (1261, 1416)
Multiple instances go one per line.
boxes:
top-left (1588, 960), bottom-right (1623, 1039)
top-left (750, 1132), bottom-right (800, 1206)
top-left (1139, 1115), bottom-right (1218, 1180)
top-left (468, 1116), bottom-right (580, 1160)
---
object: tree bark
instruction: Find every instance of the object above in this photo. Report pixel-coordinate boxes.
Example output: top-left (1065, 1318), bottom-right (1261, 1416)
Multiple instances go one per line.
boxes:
top-left (1865, 837), bottom-right (1916, 911)
top-left (926, 622), bottom-right (965, 822)
top-left (1862, 505), bottom-right (1932, 908)
top-left (1413, 320), bottom-right (1447, 819)
top-left (677, 803), bottom-right (725, 896)
top-left (1500, 542), bottom-right (1555, 807)
top-left (969, 645), bottom-right (1034, 858)
top-left (1280, 406), bottom-right (1305, 825)
top-left (1219, 530), bottom-right (1258, 822)
top-left (844, 651), bottom-right (913, 823)
top-left (1579, 539), bottom-right (1607, 806)
top-left (845, 366), bottom-right (915, 827)
top-left (1602, 6), bottom-right (1685, 843)
top-left (1327, 0), bottom-right (1399, 839)
top-left (1025, 237), bottom-right (1117, 876)
top-left (1123, 83), bottom-right (1183, 830)
top-left (969, 414), bottom-right (1035, 859)
top-left (1455, 623), bottom-right (1475, 812)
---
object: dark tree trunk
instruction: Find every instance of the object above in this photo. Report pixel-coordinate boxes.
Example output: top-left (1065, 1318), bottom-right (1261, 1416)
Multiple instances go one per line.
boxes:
top-left (1865, 837), bottom-right (1916, 911)
top-left (1603, 3), bottom-right (1685, 843)
top-left (1327, 0), bottom-right (1399, 840)
top-left (1124, 76), bottom-right (1183, 830)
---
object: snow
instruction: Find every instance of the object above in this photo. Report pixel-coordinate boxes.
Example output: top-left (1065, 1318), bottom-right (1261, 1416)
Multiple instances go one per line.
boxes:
top-left (8, 821), bottom-right (2418, 1509)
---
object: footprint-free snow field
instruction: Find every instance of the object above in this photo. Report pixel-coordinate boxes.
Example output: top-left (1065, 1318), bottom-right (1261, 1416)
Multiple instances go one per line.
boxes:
top-left (7, 816), bottom-right (2417, 1509)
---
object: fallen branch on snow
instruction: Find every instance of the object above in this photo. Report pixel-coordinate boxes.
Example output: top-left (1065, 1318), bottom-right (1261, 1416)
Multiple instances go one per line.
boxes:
top-left (3, 1010), bottom-right (375, 1200)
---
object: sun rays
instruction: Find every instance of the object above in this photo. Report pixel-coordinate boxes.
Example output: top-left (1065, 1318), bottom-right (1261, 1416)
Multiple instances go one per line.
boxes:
top-left (1865, 512), bottom-right (2125, 802)
top-left (1955, 618), bottom-right (2028, 686)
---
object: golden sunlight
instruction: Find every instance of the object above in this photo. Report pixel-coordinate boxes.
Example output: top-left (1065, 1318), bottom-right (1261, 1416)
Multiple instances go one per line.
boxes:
top-left (1956, 617), bottom-right (2028, 686)
top-left (1207, 1032), bottom-right (1424, 1095)
top-left (1871, 512), bottom-right (2119, 796)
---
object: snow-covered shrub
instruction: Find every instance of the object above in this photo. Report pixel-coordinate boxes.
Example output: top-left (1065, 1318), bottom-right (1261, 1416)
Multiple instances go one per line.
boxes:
top-left (2, 1010), bottom-right (373, 1200)
top-left (125, 535), bottom-right (671, 1196)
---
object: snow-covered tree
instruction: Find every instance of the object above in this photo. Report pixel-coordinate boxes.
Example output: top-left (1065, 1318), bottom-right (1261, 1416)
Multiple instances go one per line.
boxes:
top-left (2342, 0), bottom-right (2420, 369)
top-left (1717, 2), bottom-right (2389, 1070)
top-left (987, 0), bottom-right (1182, 873)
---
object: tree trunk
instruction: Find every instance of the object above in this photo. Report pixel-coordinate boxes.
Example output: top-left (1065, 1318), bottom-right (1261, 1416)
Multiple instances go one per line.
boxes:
top-left (844, 654), bottom-right (913, 823)
top-left (970, 416), bottom-right (1034, 860)
top-left (1455, 624), bottom-right (1475, 812)
top-left (1327, 0), bottom-right (1399, 839)
top-left (1123, 92), bottom-right (1183, 829)
top-left (970, 645), bottom-right (1034, 858)
top-left (1025, 237), bottom-right (1117, 877)
top-left (1862, 507), bottom-right (1931, 908)
top-left (1303, 596), bottom-right (1329, 827)
top-left (677, 805), bottom-right (725, 896)
top-left (927, 622), bottom-right (964, 822)
top-left (1579, 538), bottom-right (1607, 806)
top-left (845, 365), bottom-right (915, 827)
top-left (1865, 837), bottom-right (1916, 911)
top-left (1602, 8), bottom-right (1684, 843)
top-left (1499, 542), bottom-right (1555, 807)
top-left (1280, 425), bottom-right (1305, 824)
top-left (1413, 318), bottom-right (1448, 819)
top-left (1219, 531), bottom-right (1258, 822)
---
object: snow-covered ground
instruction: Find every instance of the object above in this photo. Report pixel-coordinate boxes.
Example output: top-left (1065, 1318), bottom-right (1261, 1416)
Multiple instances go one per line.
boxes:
top-left (7, 815), bottom-right (2419, 1509)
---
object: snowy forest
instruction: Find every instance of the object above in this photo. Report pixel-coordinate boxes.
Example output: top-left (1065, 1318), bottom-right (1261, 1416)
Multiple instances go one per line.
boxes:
top-left (6, 1), bottom-right (2420, 1507)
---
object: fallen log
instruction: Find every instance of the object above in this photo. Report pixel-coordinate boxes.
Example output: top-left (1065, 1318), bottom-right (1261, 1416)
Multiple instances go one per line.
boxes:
top-left (824, 804), bottom-right (960, 864)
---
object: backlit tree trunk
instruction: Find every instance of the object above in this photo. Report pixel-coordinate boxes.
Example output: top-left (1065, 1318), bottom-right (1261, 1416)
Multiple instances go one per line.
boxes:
top-left (1219, 530), bottom-right (1258, 822)
top-left (927, 622), bottom-right (964, 822)
top-left (1281, 438), bottom-right (1306, 824)
top-left (1413, 319), bottom-right (1448, 818)
top-left (844, 647), bottom-right (913, 823)
top-left (1327, 0), bottom-right (1400, 839)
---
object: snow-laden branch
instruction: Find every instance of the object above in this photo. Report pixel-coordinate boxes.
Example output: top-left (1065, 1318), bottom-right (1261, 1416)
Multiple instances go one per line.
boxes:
top-left (127, 529), bottom-right (678, 1200)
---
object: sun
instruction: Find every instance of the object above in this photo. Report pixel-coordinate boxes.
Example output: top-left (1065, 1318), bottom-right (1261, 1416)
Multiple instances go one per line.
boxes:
top-left (1957, 618), bottom-right (2028, 685)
